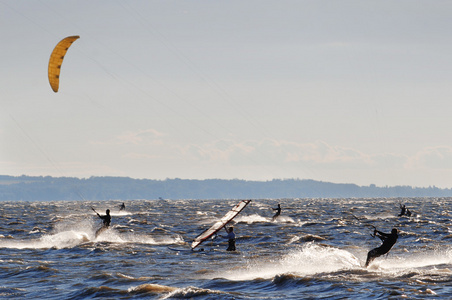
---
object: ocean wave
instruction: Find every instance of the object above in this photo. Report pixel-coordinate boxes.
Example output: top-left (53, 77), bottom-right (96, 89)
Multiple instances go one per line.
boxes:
top-left (0, 226), bottom-right (183, 249)
top-left (128, 283), bottom-right (178, 294)
top-left (128, 283), bottom-right (233, 299)
top-left (209, 242), bottom-right (361, 281)
top-left (0, 230), bottom-right (90, 249)
top-left (161, 286), bottom-right (231, 299)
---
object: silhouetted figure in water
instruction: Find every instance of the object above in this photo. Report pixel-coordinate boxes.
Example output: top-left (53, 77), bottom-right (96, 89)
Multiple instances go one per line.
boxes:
top-left (224, 226), bottom-right (236, 251)
top-left (272, 204), bottom-right (281, 221)
top-left (119, 203), bottom-right (125, 211)
top-left (398, 204), bottom-right (412, 217)
top-left (95, 209), bottom-right (111, 237)
top-left (365, 228), bottom-right (398, 267)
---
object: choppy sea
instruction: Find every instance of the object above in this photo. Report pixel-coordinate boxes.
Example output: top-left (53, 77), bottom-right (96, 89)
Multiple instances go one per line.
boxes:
top-left (0, 197), bottom-right (451, 299)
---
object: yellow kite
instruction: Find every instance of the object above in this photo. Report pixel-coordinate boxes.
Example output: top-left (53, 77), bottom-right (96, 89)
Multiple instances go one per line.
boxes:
top-left (48, 35), bottom-right (80, 92)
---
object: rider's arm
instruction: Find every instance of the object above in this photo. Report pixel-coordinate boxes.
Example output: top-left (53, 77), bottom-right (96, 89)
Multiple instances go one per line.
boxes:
top-left (375, 230), bottom-right (389, 240)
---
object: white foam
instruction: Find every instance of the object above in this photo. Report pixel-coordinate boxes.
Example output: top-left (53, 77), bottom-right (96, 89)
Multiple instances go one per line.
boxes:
top-left (95, 230), bottom-right (183, 245)
top-left (368, 247), bottom-right (452, 273)
top-left (273, 215), bottom-right (296, 223)
top-left (213, 244), bottom-right (452, 281)
top-left (235, 213), bottom-right (295, 224)
top-left (0, 215), bottom-right (183, 249)
top-left (215, 243), bottom-right (361, 281)
top-left (0, 230), bottom-right (90, 249)
top-left (111, 211), bottom-right (133, 217)
top-left (234, 214), bottom-right (269, 224)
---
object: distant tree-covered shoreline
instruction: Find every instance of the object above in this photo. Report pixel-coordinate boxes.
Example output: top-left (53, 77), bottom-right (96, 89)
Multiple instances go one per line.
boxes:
top-left (0, 175), bottom-right (451, 201)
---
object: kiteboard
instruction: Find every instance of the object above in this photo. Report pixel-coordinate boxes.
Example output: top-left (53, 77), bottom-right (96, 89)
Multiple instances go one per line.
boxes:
top-left (168, 246), bottom-right (240, 255)
top-left (95, 226), bottom-right (108, 238)
top-left (167, 246), bottom-right (206, 253)
top-left (191, 199), bottom-right (251, 250)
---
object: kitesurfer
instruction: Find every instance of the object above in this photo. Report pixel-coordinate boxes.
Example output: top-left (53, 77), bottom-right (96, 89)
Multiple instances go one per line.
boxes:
top-left (398, 204), bottom-right (411, 217)
top-left (224, 226), bottom-right (236, 251)
top-left (272, 203), bottom-right (281, 221)
top-left (119, 203), bottom-right (125, 211)
top-left (94, 209), bottom-right (111, 237)
top-left (365, 228), bottom-right (398, 267)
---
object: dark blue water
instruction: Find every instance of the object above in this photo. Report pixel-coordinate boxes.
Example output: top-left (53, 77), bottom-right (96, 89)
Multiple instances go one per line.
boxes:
top-left (1, 198), bottom-right (451, 299)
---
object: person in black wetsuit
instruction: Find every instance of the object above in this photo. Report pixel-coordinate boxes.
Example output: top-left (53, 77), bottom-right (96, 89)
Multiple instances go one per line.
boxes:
top-left (398, 204), bottom-right (412, 217)
top-left (119, 203), bottom-right (125, 211)
top-left (272, 204), bottom-right (281, 221)
top-left (95, 209), bottom-right (111, 237)
top-left (365, 228), bottom-right (398, 267)
top-left (224, 226), bottom-right (236, 251)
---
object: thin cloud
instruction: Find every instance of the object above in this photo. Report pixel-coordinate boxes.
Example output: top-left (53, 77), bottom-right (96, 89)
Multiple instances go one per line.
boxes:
top-left (93, 129), bottom-right (166, 146)
top-left (405, 146), bottom-right (452, 169)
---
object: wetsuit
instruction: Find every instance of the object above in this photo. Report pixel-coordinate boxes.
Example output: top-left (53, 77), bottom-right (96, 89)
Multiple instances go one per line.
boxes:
top-left (95, 210), bottom-right (111, 237)
top-left (365, 229), bottom-right (398, 267)
top-left (272, 204), bottom-right (281, 221)
top-left (99, 214), bottom-right (111, 227)
top-left (398, 205), bottom-right (406, 217)
top-left (225, 228), bottom-right (236, 251)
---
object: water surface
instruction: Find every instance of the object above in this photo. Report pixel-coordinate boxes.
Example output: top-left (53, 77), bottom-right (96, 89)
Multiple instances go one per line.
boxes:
top-left (0, 198), bottom-right (451, 299)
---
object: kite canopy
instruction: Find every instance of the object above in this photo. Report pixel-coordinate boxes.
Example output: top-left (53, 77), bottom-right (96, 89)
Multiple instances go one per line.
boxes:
top-left (48, 35), bottom-right (80, 92)
top-left (191, 199), bottom-right (251, 249)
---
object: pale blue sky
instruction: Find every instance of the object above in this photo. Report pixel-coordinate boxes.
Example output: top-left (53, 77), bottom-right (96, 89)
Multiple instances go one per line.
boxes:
top-left (1, 1), bottom-right (452, 187)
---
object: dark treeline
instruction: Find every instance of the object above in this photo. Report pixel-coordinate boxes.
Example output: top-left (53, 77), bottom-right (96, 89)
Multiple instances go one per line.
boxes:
top-left (1, 175), bottom-right (451, 201)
